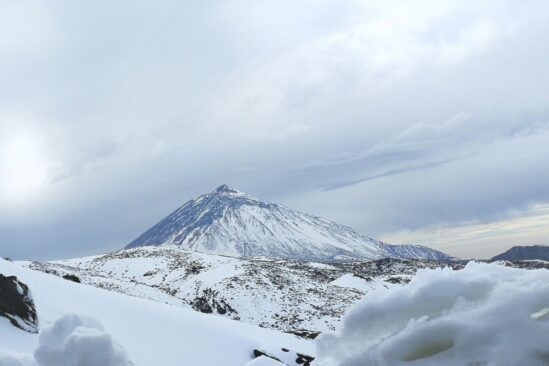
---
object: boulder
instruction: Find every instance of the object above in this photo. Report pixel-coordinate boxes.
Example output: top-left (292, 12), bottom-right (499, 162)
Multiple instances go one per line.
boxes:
top-left (0, 274), bottom-right (38, 333)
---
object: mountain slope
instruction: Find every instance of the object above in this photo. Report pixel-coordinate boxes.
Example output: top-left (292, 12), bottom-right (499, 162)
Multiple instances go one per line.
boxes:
top-left (21, 247), bottom-right (461, 335)
top-left (126, 185), bottom-right (452, 262)
top-left (490, 245), bottom-right (549, 262)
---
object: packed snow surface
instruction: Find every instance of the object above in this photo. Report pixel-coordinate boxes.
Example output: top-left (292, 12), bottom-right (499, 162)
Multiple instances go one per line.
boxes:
top-left (317, 262), bottom-right (549, 366)
top-left (246, 357), bottom-right (284, 366)
top-left (126, 185), bottom-right (452, 262)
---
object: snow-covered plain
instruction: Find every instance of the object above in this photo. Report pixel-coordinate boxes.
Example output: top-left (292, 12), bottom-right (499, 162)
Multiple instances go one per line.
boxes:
top-left (0, 259), bottom-right (313, 366)
top-left (317, 262), bottom-right (549, 366)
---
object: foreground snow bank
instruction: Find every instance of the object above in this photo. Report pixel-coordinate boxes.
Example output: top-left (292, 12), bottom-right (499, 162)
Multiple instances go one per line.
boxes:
top-left (34, 314), bottom-right (132, 366)
top-left (0, 258), bottom-right (312, 366)
top-left (317, 262), bottom-right (549, 366)
top-left (0, 314), bottom-right (132, 366)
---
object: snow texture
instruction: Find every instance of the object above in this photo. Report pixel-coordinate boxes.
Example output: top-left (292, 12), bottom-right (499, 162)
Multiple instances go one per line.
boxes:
top-left (317, 262), bottom-right (549, 366)
top-left (126, 185), bottom-right (452, 262)
top-left (0, 352), bottom-right (35, 366)
top-left (34, 314), bottom-right (132, 366)
top-left (246, 357), bottom-right (284, 365)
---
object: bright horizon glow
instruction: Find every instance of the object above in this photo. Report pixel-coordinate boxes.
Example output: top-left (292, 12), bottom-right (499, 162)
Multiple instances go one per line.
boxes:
top-left (0, 131), bottom-right (51, 206)
top-left (381, 203), bottom-right (549, 259)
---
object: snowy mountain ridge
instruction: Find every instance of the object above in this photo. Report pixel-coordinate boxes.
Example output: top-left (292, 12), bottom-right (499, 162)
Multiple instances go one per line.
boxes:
top-left (126, 185), bottom-right (452, 262)
top-left (21, 246), bottom-right (461, 335)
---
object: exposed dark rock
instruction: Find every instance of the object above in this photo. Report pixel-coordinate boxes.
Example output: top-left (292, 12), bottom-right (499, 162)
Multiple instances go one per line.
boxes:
top-left (253, 349), bottom-right (281, 362)
top-left (286, 329), bottom-right (321, 339)
top-left (62, 274), bottom-right (81, 283)
top-left (187, 262), bottom-right (205, 275)
top-left (253, 348), bottom-right (315, 366)
top-left (190, 288), bottom-right (237, 316)
top-left (296, 353), bottom-right (315, 366)
top-left (385, 276), bottom-right (410, 284)
top-left (0, 274), bottom-right (38, 333)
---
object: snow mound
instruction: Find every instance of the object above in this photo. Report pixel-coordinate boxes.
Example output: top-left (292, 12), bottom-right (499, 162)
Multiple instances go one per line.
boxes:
top-left (0, 314), bottom-right (132, 366)
top-left (317, 262), bottom-right (549, 366)
top-left (34, 314), bottom-right (132, 366)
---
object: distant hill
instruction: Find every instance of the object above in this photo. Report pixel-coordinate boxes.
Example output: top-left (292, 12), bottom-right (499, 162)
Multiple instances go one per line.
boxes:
top-left (490, 245), bottom-right (549, 262)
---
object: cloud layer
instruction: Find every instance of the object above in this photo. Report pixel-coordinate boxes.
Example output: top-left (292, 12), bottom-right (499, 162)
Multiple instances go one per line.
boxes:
top-left (1, 0), bottom-right (549, 259)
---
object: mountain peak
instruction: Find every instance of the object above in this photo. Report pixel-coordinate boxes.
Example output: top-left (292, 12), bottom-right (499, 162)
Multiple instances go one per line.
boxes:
top-left (214, 184), bottom-right (238, 194)
top-left (209, 184), bottom-right (258, 202)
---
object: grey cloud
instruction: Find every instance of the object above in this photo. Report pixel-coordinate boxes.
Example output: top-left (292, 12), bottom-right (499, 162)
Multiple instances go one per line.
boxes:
top-left (47, 139), bottom-right (121, 183)
top-left (1, 0), bottom-right (549, 259)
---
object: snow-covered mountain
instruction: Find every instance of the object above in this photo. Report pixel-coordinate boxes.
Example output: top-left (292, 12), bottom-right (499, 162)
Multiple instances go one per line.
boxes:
top-left (126, 185), bottom-right (452, 262)
top-left (490, 245), bottom-right (549, 262)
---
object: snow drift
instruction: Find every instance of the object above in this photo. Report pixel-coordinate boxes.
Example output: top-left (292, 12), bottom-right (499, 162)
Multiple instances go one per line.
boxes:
top-left (317, 262), bottom-right (549, 366)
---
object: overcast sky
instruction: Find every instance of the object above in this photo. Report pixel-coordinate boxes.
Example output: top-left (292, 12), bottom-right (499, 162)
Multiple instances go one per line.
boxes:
top-left (1, 0), bottom-right (549, 260)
